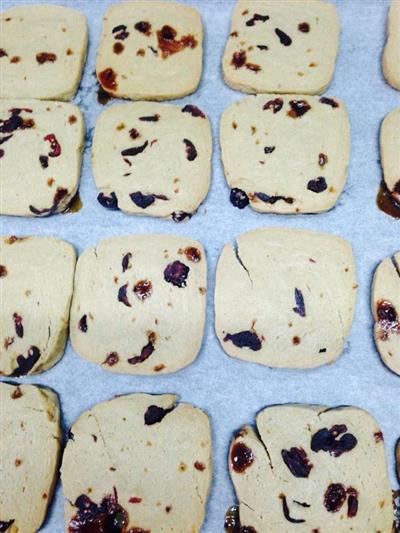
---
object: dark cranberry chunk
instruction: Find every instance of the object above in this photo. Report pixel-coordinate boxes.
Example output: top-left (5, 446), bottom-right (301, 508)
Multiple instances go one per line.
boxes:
top-left (263, 98), bottom-right (283, 113)
top-left (164, 260), bottom-right (189, 288)
top-left (134, 21), bottom-right (151, 35)
top-left (0, 521), bottom-right (15, 532)
top-left (231, 442), bottom-right (254, 473)
top-left (134, 280), bottom-right (152, 301)
top-left (122, 252), bottom-right (132, 272)
top-left (103, 352), bottom-right (119, 366)
top-left (130, 192), bottom-right (168, 209)
top-left (224, 505), bottom-right (258, 533)
top-left (121, 140), bottom-right (148, 157)
top-left (347, 487), bottom-right (358, 518)
top-left (129, 128), bottom-right (140, 139)
top-left (256, 45), bottom-right (269, 50)
top-left (117, 283), bottom-right (131, 307)
top-left (113, 42), bottom-right (124, 54)
top-left (10, 346), bottom-right (41, 377)
top-left (97, 192), bottom-right (119, 210)
top-left (324, 483), bottom-right (346, 513)
top-left (138, 114), bottom-right (159, 122)
top-left (275, 28), bottom-right (292, 46)
top-left (230, 188), bottom-right (249, 209)
top-left (13, 312), bottom-right (23, 338)
top-left (320, 97), bottom-right (339, 108)
top-left (36, 52), bottom-right (57, 64)
top-left (377, 300), bottom-right (397, 323)
top-left (69, 489), bottom-right (128, 532)
top-left (127, 332), bottom-right (156, 365)
top-left (298, 22), bottom-right (310, 32)
top-left (288, 100), bottom-right (311, 118)
top-left (0, 49), bottom-right (8, 57)
top-left (279, 494), bottom-right (305, 523)
top-left (157, 25), bottom-right (197, 58)
top-left (281, 447), bottom-right (313, 478)
top-left (264, 146), bottom-right (275, 154)
top-left (44, 133), bottom-right (61, 157)
top-left (246, 14), bottom-right (269, 26)
top-left (181, 246), bottom-right (201, 263)
top-left (144, 404), bottom-right (175, 425)
top-left (29, 187), bottom-right (68, 216)
top-left (231, 50), bottom-right (247, 68)
top-left (39, 155), bottom-right (49, 168)
top-left (181, 104), bottom-right (205, 118)
top-left (307, 177), bottom-right (327, 193)
top-left (0, 265), bottom-right (7, 277)
top-left (112, 24), bottom-right (129, 40)
top-left (311, 424), bottom-right (357, 457)
top-left (79, 315), bottom-right (88, 332)
top-left (224, 331), bottom-right (262, 351)
top-left (99, 68), bottom-right (117, 91)
top-left (183, 138), bottom-right (197, 161)
top-left (318, 153), bottom-right (328, 166)
top-left (254, 192), bottom-right (293, 204)
top-left (171, 210), bottom-right (192, 222)
top-left (293, 288), bottom-right (306, 317)
top-left (0, 134), bottom-right (13, 145)
top-left (0, 108), bottom-right (34, 134)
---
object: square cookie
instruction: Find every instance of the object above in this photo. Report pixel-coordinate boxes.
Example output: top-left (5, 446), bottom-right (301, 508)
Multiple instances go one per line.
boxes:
top-left (96, 1), bottom-right (203, 100)
top-left (380, 107), bottom-right (400, 206)
top-left (92, 102), bottom-right (211, 220)
top-left (221, 94), bottom-right (350, 214)
top-left (215, 228), bottom-right (357, 369)
top-left (228, 404), bottom-right (393, 532)
top-left (61, 393), bottom-right (211, 532)
top-left (222, 0), bottom-right (339, 94)
top-left (0, 236), bottom-right (76, 376)
top-left (70, 235), bottom-right (207, 374)
top-left (371, 251), bottom-right (400, 376)
top-left (0, 4), bottom-right (87, 100)
top-left (0, 100), bottom-right (84, 217)
top-left (0, 382), bottom-right (61, 533)
top-left (383, 0), bottom-right (400, 90)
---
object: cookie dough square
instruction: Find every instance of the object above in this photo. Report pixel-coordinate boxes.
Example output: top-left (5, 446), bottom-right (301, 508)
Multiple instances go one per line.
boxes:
top-left (0, 100), bottom-right (84, 217)
top-left (0, 382), bottom-right (61, 533)
top-left (0, 4), bottom-right (87, 100)
top-left (221, 94), bottom-right (350, 214)
top-left (229, 404), bottom-right (393, 532)
top-left (222, 0), bottom-right (339, 95)
top-left (371, 251), bottom-right (400, 375)
top-left (383, 0), bottom-right (400, 90)
top-left (92, 102), bottom-right (211, 219)
top-left (96, 1), bottom-right (203, 100)
top-left (215, 228), bottom-right (357, 369)
top-left (61, 393), bottom-right (211, 533)
top-left (0, 236), bottom-right (76, 376)
top-left (70, 235), bottom-right (207, 374)
top-left (380, 107), bottom-right (400, 205)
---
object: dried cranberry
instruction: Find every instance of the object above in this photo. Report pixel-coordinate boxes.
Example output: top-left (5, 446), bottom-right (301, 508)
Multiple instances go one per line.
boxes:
top-left (183, 138), bottom-right (197, 161)
top-left (11, 386), bottom-right (23, 399)
top-left (130, 192), bottom-right (168, 209)
top-left (377, 300), bottom-right (397, 323)
top-left (144, 404), bottom-right (175, 425)
top-left (307, 177), bottom-right (327, 193)
top-left (256, 45), bottom-right (269, 50)
top-left (298, 22), bottom-right (310, 32)
top-left (245, 63), bottom-right (261, 72)
top-left (164, 260), bottom-right (189, 288)
top-left (113, 42), bottom-right (124, 54)
top-left (231, 50), bottom-right (247, 68)
top-left (0, 49), bottom-right (8, 57)
top-left (224, 331), bottom-right (262, 351)
top-left (99, 68), bottom-right (117, 91)
top-left (0, 265), bottom-right (7, 277)
top-left (0, 149), bottom-right (4, 158)
top-left (264, 146), bottom-right (275, 154)
top-left (160, 24), bottom-right (176, 40)
top-left (135, 21), bottom-right (151, 35)
top-left (113, 24), bottom-right (129, 40)
top-left (230, 188), bottom-right (249, 209)
top-left (254, 192), bottom-right (294, 204)
top-left (279, 494), bottom-right (305, 523)
top-left (44, 133), bottom-right (61, 157)
top-left (275, 28), bottom-right (292, 46)
top-left (39, 155), bottom-right (49, 168)
top-left (0, 108), bottom-right (33, 134)
top-left (182, 246), bottom-right (201, 263)
top-left (118, 284), bottom-right (131, 307)
top-left (171, 211), bottom-right (192, 222)
top-left (194, 461), bottom-right (205, 471)
top-left (0, 521), bottom-right (15, 532)
top-left (13, 312), bottom-right (23, 338)
top-left (69, 489), bottom-right (128, 532)
top-left (263, 98), bottom-right (283, 113)
top-left (374, 431), bottom-right (384, 442)
top-left (324, 483), bottom-right (346, 513)
top-left (157, 25), bottom-right (197, 58)
top-left (318, 153), bottom-right (328, 166)
top-left (103, 352), bottom-right (119, 366)
top-left (347, 487), bottom-right (358, 518)
top-left (224, 506), bottom-right (240, 532)
top-left (138, 114), bottom-right (159, 122)
top-left (288, 100), bottom-right (311, 118)
top-left (10, 346), bottom-right (41, 377)
top-left (121, 140), bottom-right (148, 157)
top-left (181, 105), bottom-right (205, 118)
top-left (97, 192), bottom-right (119, 210)
top-left (29, 187), bottom-right (68, 216)
top-left (122, 252), bottom-right (132, 272)
top-left (134, 280), bottom-right (152, 301)
top-left (246, 13), bottom-right (269, 26)
top-left (127, 333), bottom-right (156, 365)
top-left (281, 447), bottom-right (313, 478)
top-left (129, 128), bottom-right (139, 139)
top-left (311, 425), bottom-right (357, 457)
top-left (231, 442), bottom-right (254, 473)
top-left (36, 52), bottom-right (57, 64)
top-left (79, 315), bottom-right (88, 332)
top-left (320, 97), bottom-right (339, 108)
top-left (0, 134), bottom-right (13, 145)
top-left (293, 288), bottom-right (306, 317)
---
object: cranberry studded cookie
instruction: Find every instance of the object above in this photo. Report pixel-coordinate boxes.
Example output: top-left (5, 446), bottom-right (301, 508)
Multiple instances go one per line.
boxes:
top-left (222, 0), bottom-right (339, 95)
top-left (0, 382), bottom-right (61, 532)
top-left (371, 251), bottom-right (400, 376)
top-left (221, 94), bottom-right (350, 214)
top-left (0, 236), bottom-right (76, 376)
top-left (228, 404), bottom-right (394, 532)
top-left (380, 107), bottom-right (400, 206)
top-left (70, 235), bottom-right (207, 374)
top-left (0, 5), bottom-right (87, 100)
top-left (383, 0), bottom-right (400, 91)
top-left (0, 100), bottom-right (84, 217)
top-left (92, 102), bottom-right (211, 220)
top-left (96, 1), bottom-right (203, 100)
top-left (215, 228), bottom-right (357, 369)
top-left (61, 393), bottom-right (211, 533)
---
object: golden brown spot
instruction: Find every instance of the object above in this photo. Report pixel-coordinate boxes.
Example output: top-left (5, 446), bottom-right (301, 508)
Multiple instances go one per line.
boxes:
top-left (242, 9), bottom-right (249, 15)
top-left (146, 441), bottom-right (152, 446)
top-left (179, 462), bottom-right (187, 472)
top-left (297, 71), bottom-right (304, 77)
top-left (230, 31), bottom-right (238, 37)
top-left (68, 115), bottom-right (77, 124)
top-left (309, 62), bottom-right (317, 67)
top-left (116, 122), bottom-right (125, 131)
top-left (251, 126), bottom-right (256, 135)
top-left (137, 48), bottom-right (145, 56)
top-left (47, 178), bottom-right (54, 187)
top-left (42, 492), bottom-right (48, 499)
top-left (199, 287), bottom-right (207, 295)
top-left (232, 121), bottom-right (237, 129)
top-left (66, 48), bottom-right (73, 55)
top-left (292, 336), bottom-right (301, 345)
top-left (15, 458), bottom-right (22, 467)
top-left (62, 27), bottom-right (66, 32)
top-left (154, 364), bottom-right (165, 372)
top-left (328, 186), bottom-right (335, 193)
top-left (109, 466), bottom-right (116, 471)
top-left (10, 56), bottom-right (20, 63)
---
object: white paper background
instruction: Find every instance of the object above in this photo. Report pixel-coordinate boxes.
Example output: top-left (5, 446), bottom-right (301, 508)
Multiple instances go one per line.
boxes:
top-left (1, 0), bottom-right (399, 531)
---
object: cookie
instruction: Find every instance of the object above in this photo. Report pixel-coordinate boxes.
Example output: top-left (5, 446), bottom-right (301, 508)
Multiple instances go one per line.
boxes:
top-left (96, 1), bottom-right (203, 100)
top-left (0, 4), bottom-right (87, 100)
top-left (228, 404), bottom-right (393, 532)
top-left (383, 0), bottom-right (400, 90)
top-left (380, 107), bottom-right (400, 204)
top-left (0, 382), bottom-right (61, 533)
top-left (221, 94), bottom-right (350, 214)
top-left (215, 227), bottom-right (357, 369)
top-left (70, 235), bottom-right (207, 374)
top-left (61, 393), bottom-right (211, 533)
top-left (371, 251), bottom-right (400, 376)
top-left (92, 102), bottom-right (212, 219)
top-left (0, 236), bottom-right (76, 376)
top-left (0, 100), bottom-right (84, 217)
top-left (222, 0), bottom-right (339, 95)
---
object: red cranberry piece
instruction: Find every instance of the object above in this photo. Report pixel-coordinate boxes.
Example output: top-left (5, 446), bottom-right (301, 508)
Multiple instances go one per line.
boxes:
top-left (135, 21), bottom-right (152, 35)
top-left (127, 332), bottom-right (156, 365)
top-left (134, 280), bottom-right (152, 301)
top-left (230, 188), bottom-right (249, 209)
top-left (307, 177), bottom-right (327, 193)
top-left (78, 315), bottom-right (88, 332)
top-left (0, 521), bottom-right (15, 532)
top-left (182, 246), bottom-right (201, 263)
top-left (99, 68), bottom-right (117, 91)
top-left (293, 288), bottom-right (306, 317)
top-left (97, 192), bottom-right (119, 210)
top-left (0, 149), bottom-right (4, 158)
top-left (320, 97), bottom-right (339, 108)
top-left (129, 128), bottom-right (140, 139)
top-left (0, 49), bottom-right (8, 57)
top-left (347, 487), bottom-right (358, 517)
top-left (118, 283), bottom-right (131, 307)
top-left (69, 489), bottom-right (128, 532)
top-left (183, 138), bottom-right (197, 161)
top-left (231, 442), bottom-right (254, 473)
top-left (231, 50), bottom-right (247, 68)
top-left (246, 13), bottom-right (269, 26)
top-left (164, 260), bottom-right (189, 288)
top-left (103, 352), bottom-right (119, 366)
top-left (318, 153), bottom-right (328, 166)
top-left (281, 447), bottom-right (313, 478)
top-left (122, 252), bottom-right (132, 272)
top-left (377, 300), bottom-right (397, 323)
top-left (275, 28), bottom-right (292, 46)
top-left (44, 133), bottom-right (61, 157)
top-left (171, 211), bottom-right (192, 222)
top-left (144, 404), bottom-right (175, 425)
top-left (121, 140), bottom-right (148, 157)
top-left (39, 155), bottom-right (49, 168)
top-left (181, 105), bottom-right (205, 118)
top-left (113, 42), bottom-right (124, 54)
top-left (263, 98), bottom-right (283, 113)
top-left (11, 386), bottom-right (23, 399)
top-left (374, 431), bottom-right (384, 442)
top-left (13, 313), bottom-right (24, 338)
top-left (287, 100), bottom-right (311, 118)
top-left (194, 461), bottom-right (205, 471)
top-left (36, 52), bottom-right (57, 64)
top-left (298, 22), bottom-right (310, 32)
top-left (224, 331), bottom-right (262, 351)
top-left (324, 483), bottom-right (346, 513)
top-left (10, 346), bottom-right (41, 377)
top-left (0, 265), bottom-right (7, 277)
top-left (160, 24), bottom-right (176, 40)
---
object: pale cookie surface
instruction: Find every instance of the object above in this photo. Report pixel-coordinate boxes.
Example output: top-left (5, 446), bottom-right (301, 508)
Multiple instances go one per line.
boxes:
top-left (70, 235), bottom-right (207, 374)
top-left (383, 0), bottom-right (400, 90)
top-left (221, 94), bottom-right (350, 214)
top-left (96, 1), bottom-right (203, 100)
top-left (0, 236), bottom-right (76, 376)
top-left (92, 102), bottom-right (211, 219)
top-left (222, 0), bottom-right (339, 95)
top-left (0, 100), bottom-right (84, 217)
top-left (0, 382), bottom-right (61, 533)
top-left (228, 404), bottom-right (393, 532)
top-left (61, 393), bottom-right (212, 533)
top-left (0, 4), bottom-right (87, 100)
top-left (380, 107), bottom-right (400, 204)
top-left (371, 251), bottom-right (400, 376)
top-left (215, 227), bottom-right (357, 369)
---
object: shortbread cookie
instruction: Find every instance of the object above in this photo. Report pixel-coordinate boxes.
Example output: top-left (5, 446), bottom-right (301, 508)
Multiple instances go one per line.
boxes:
top-left (96, 1), bottom-right (203, 100)
top-left (0, 236), bottom-right (76, 376)
top-left (70, 235), bottom-right (207, 374)
top-left (0, 4), bottom-right (87, 100)
top-left (383, 0), bottom-right (400, 90)
top-left (371, 251), bottom-right (400, 376)
top-left (229, 404), bottom-right (394, 532)
top-left (61, 393), bottom-right (211, 533)
top-left (215, 228), bottom-right (357, 369)
top-left (222, 0), bottom-right (339, 95)
top-left (93, 102), bottom-right (211, 219)
top-left (380, 107), bottom-right (400, 204)
top-left (221, 94), bottom-right (350, 214)
top-left (0, 382), bottom-right (61, 533)
top-left (0, 100), bottom-right (84, 217)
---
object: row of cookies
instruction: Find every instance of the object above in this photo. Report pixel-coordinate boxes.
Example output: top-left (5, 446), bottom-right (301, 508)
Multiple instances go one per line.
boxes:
top-left (1, 381), bottom-right (398, 532)
top-left (1, 230), bottom-right (399, 377)
top-left (1, 0), bottom-right (399, 102)
top-left (1, 98), bottom-right (398, 218)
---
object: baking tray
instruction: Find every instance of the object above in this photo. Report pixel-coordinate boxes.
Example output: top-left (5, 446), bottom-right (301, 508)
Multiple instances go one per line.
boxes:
top-left (1, 0), bottom-right (399, 531)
